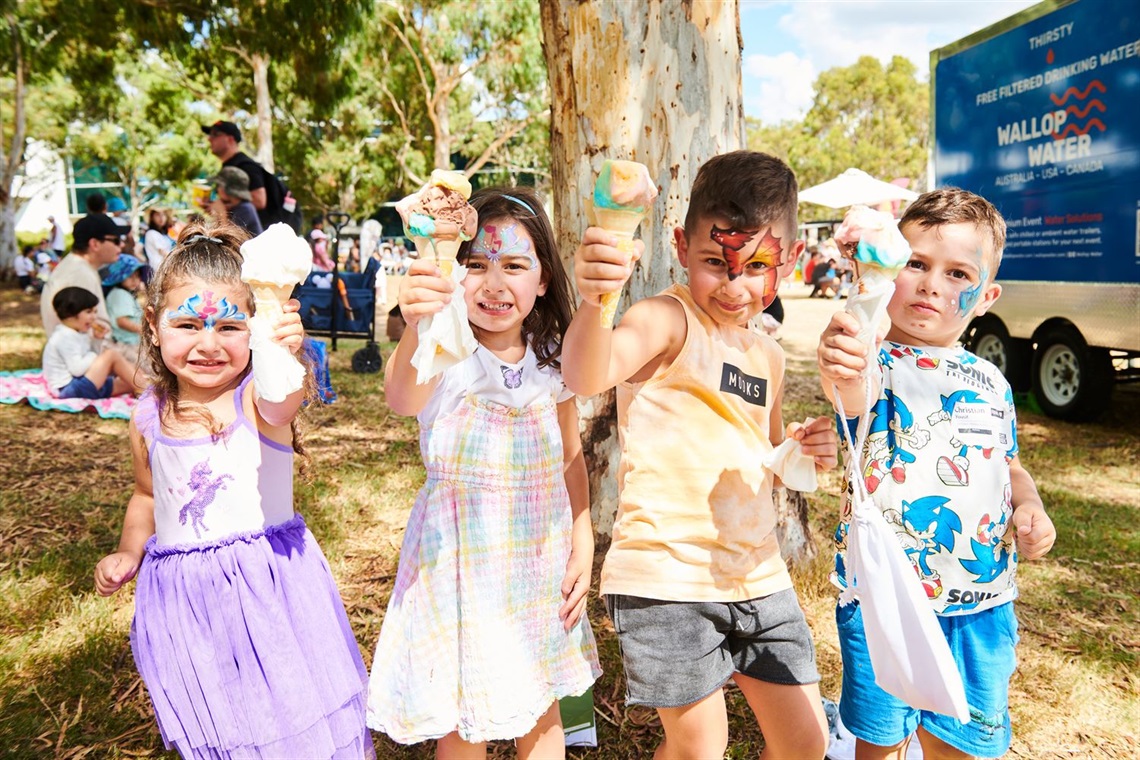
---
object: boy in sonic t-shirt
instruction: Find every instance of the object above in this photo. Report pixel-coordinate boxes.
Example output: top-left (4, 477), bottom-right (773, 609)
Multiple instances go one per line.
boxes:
top-left (818, 188), bottom-right (1056, 759)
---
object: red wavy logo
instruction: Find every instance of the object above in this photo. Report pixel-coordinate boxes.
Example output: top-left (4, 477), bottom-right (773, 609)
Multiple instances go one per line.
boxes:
top-left (1054, 119), bottom-right (1107, 139)
top-left (1049, 80), bottom-right (1106, 106)
top-left (1065, 99), bottom-right (1106, 119)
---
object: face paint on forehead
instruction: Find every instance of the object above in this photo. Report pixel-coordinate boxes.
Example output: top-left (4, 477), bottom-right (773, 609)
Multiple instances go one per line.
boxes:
top-left (709, 226), bottom-right (784, 281)
top-left (469, 222), bottom-right (538, 270)
top-left (163, 291), bottom-right (248, 330)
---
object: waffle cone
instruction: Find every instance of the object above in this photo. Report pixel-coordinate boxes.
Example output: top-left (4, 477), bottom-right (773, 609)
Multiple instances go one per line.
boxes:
top-left (595, 209), bottom-right (645, 328)
top-left (412, 236), bottom-right (462, 277)
top-left (249, 283), bottom-right (294, 321)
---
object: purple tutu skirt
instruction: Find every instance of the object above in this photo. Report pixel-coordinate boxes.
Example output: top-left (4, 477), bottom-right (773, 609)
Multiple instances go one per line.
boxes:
top-left (131, 515), bottom-right (374, 759)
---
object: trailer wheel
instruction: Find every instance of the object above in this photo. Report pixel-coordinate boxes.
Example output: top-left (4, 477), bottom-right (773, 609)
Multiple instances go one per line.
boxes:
top-left (965, 316), bottom-right (1029, 391)
top-left (1031, 325), bottom-right (1114, 421)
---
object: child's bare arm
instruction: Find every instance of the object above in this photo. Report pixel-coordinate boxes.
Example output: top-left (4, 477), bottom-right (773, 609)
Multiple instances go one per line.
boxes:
top-left (563, 228), bottom-right (681, 395)
top-left (557, 398), bottom-right (593, 630)
top-left (94, 419), bottom-right (156, 596)
top-left (383, 259), bottom-right (451, 416)
top-left (1009, 455), bottom-right (1055, 560)
top-left (115, 315), bottom-right (141, 334)
top-left (817, 310), bottom-right (880, 418)
top-left (254, 299), bottom-right (306, 428)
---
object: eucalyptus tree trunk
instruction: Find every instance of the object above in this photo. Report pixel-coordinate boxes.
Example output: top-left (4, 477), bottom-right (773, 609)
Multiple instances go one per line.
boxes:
top-left (539, 0), bottom-right (815, 564)
top-left (251, 53), bottom-right (275, 172)
top-left (539, 0), bottom-right (743, 533)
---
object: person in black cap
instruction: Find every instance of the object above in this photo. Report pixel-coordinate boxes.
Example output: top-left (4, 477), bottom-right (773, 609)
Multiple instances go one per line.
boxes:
top-left (40, 214), bottom-right (126, 337)
top-left (202, 120), bottom-right (276, 222)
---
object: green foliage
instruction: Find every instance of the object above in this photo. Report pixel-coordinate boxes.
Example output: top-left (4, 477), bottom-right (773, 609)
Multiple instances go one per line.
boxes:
top-left (747, 56), bottom-right (929, 222)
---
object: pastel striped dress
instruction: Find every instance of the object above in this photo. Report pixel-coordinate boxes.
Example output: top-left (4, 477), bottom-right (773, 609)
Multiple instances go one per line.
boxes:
top-left (367, 346), bottom-right (600, 743)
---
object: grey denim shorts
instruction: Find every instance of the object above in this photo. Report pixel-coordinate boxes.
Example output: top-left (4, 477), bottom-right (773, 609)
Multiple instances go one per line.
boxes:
top-left (604, 588), bottom-right (820, 708)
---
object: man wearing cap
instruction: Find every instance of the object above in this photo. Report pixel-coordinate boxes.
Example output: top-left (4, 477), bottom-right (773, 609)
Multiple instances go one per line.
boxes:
top-left (40, 214), bottom-right (125, 337)
top-left (207, 167), bottom-right (264, 237)
top-left (202, 120), bottom-right (280, 224)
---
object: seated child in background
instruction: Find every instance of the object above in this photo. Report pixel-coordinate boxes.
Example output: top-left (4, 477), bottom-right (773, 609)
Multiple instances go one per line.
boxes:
top-left (43, 286), bottom-right (142, 399)
top-left (103, 254), bottom-right (147, 349)
top-left (818, 188), bottom-right (1056, 759)
top-left (564, 150), bottom-right (837, 759)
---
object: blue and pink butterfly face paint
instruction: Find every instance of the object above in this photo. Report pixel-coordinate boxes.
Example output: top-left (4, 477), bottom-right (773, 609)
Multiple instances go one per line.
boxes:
top-left (159, 291), bottom-right (251, 348)
top-left (709, 225), bottom-right (785, 307)
top-left (467, 223), bottom-right (538, 271)
top-left (165, 291), bottom-right (248, 329)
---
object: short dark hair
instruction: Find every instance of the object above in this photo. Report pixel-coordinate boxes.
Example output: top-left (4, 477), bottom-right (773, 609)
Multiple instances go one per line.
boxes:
top-left (900, 188), bottom-right (1007, 275)
top-left (52, 286), bottom-right (99, 320)
top-left (86, 192), bottom-right (107, 214)
top-left (684, 150), bottom-right (799, 237)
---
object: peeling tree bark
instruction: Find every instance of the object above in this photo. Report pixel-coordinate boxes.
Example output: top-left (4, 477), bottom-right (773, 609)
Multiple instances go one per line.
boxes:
top-left (540, 0), bottom-right (744, 533)
top-left (251, 53), bottom-right (275, 172)
top-left (539, 0), bottom-right (815, 565)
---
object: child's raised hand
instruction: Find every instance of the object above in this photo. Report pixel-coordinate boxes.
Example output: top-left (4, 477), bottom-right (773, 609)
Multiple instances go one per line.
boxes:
top-left (787, 416), bottom-right (838, 471)
top-left (94, 551), bottom-right (141, 596)
top-left (559, 549), bottom-right (592, 631)
top-left (271, 299), bottom-right (305, 355)
top-left (397, 258), bottom-right (454, 329)
top-left (574, 226), bottom-right (644, 307)
top-left (1012, 502), bottom-right (1056, 560)
top-left (818, 311), bottom-right (875, 387)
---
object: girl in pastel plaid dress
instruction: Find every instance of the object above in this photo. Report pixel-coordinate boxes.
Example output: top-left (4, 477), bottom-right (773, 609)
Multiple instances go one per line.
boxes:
top-left (368, 188), bottom-right (600, 758)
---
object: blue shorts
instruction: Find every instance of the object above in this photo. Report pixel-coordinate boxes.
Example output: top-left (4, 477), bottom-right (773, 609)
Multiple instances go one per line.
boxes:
top-left (57, 375), bottom-right (115, 400)
top-left (836, 600), bottom-right (1018, 758)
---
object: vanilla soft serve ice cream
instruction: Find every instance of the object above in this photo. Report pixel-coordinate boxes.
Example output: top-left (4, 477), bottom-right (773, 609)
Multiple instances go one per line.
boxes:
top-left (239, 223), bottom-right (311, 402)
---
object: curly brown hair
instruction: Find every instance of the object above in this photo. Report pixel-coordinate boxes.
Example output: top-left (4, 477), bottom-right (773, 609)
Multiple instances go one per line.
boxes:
top-left (458, 187), bottom-right (574, 369)
top-left (140, 219), bottom-right (315, 473)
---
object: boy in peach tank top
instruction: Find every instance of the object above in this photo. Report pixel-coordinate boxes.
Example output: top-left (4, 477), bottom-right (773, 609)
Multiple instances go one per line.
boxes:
top-left (563, 151), bottom-right (837, 758)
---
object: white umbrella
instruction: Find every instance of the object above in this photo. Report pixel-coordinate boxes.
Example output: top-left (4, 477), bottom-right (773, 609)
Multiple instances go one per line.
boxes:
top-left (799, 168), bottom-right (918, 209)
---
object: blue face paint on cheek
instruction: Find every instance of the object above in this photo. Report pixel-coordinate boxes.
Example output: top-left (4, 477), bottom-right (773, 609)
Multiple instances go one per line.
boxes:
top-left (957, 269), bottom-right (987, 314)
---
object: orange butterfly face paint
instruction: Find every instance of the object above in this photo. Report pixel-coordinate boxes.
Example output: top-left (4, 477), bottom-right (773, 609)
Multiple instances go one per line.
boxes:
top-left (709, 226), bottom-right (785, 307)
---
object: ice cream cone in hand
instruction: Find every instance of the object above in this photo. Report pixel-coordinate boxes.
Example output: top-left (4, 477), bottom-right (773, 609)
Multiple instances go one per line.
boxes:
top-left (833, 205), bottom-right (912, 352)
top-left (238, 224), bottom-right (313, 402)
top-left (592, 160), bottom-right (658, 328)
top-left (249, 283), bottom-right (295, 324)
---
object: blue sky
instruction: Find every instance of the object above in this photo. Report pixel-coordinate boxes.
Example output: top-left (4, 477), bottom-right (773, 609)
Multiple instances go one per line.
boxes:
top-left (740, 0), bottom-right (1039, 123)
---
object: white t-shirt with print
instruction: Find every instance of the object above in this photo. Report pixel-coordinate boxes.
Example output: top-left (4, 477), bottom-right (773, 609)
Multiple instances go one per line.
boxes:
top-left (833, 341), bottom-right (1020, 616)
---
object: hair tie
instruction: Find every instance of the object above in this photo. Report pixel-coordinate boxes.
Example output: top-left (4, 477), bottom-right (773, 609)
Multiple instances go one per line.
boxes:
top-left (184, 234), bottom-right (223, 245)
top-left (502, 194), bottom-right (536, 215)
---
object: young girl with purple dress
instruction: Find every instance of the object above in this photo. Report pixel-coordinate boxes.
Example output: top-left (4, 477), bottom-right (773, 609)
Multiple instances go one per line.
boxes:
top-left (94, 221), bottom-right (373, 759)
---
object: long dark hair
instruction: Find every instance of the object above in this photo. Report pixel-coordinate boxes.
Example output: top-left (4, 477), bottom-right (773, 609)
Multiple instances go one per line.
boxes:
top-left (460, 187), bottom-right (574, 369)
top-left (141, 219), bottom-right (314, 470)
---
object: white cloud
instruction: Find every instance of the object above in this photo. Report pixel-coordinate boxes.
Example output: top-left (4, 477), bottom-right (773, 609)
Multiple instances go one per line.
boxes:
top-left (744, 51), bottom-right (815, 123)
top-left (743, 1), bottom-right (1039, 123)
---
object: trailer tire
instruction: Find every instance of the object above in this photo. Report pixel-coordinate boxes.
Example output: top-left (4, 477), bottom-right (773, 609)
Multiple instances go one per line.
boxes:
top-left (1031, 325), bottom-right (1114, 421)
top-left (965, 316), bottom-right (1030, 391)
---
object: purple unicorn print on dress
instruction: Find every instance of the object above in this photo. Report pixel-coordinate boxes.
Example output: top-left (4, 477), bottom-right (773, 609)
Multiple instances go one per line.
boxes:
top-left (179, 460), bottom-right (234, 539)
top-left (501, 365), bottom-right (523, 389)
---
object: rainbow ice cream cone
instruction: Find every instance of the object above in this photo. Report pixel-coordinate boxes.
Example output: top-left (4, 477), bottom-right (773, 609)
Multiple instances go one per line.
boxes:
top-left (396, 170), bottom-right (480, 383)
top-left (833, 205), bottom-right (912, 350)
top-left (592, 160), bottom-right (658, 327)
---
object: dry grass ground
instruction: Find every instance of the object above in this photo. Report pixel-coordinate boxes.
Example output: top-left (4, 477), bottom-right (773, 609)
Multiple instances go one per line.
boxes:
top-left (0, 284), bottom-right (1136, 758)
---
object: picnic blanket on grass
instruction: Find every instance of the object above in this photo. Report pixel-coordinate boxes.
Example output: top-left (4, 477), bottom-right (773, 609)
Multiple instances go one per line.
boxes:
top-left (0, 369), bottom-right (135, 420)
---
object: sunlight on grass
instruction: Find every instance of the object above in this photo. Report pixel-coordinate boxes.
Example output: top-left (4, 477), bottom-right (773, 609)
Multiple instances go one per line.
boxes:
top-left (2, 287), bottom-right (1138, 758)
